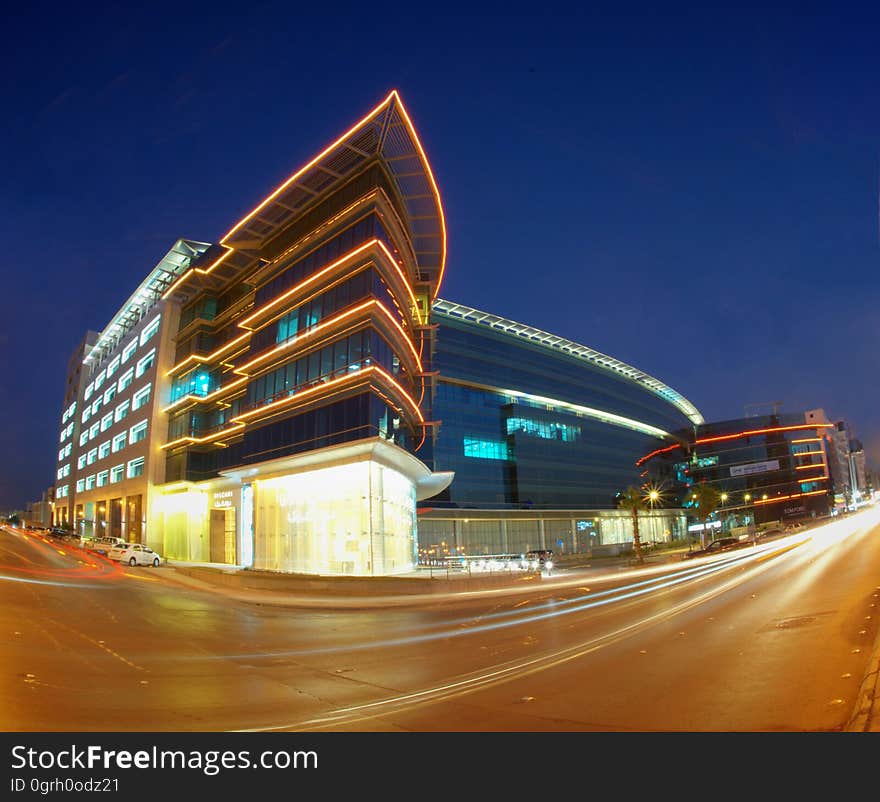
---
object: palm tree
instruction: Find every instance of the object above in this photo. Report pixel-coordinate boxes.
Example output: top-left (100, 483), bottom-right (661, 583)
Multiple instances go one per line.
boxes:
top-left (617, 486), bottom-right (646, 564)
top-left (690, 484), bottom-right (722, 547)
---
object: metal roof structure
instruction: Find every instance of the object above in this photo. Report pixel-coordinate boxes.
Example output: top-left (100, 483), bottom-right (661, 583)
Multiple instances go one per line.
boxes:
top-left (433, 299), bottom-right (704, 426)
top-left (163, 90), bottom-right (445, 305)
top-left (83, 238), bottom-right (211, 365)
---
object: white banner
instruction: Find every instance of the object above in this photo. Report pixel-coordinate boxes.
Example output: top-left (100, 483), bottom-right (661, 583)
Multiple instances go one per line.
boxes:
top-left (730, 459), bottom-right (780, 478)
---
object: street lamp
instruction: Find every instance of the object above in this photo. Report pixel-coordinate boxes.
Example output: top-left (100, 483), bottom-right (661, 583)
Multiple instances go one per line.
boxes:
top-left (720, 492), bottom-right (728, 532)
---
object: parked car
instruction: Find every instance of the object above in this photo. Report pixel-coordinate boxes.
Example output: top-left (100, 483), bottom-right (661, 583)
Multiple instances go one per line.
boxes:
top-left (110, 543), bottom-right (162, 567)
top-left (82, 536), bottom-right (126, 555)
top-left (683, 536), bottom-right (751, 559)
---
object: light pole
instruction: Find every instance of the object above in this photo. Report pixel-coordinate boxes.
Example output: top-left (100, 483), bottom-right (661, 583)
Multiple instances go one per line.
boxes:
top-left (720, 492), bottom-right (728, 533)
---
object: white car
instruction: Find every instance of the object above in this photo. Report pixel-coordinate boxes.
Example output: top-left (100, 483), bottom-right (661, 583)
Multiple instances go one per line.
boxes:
top-left (109, 543), bottom-right (162, 567)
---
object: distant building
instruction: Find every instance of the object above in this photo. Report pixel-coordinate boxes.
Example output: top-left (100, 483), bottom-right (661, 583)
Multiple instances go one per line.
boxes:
top-left (26, 487), bottom-right (54, 527)
top-left (640, 410), bottom-right (837, 530)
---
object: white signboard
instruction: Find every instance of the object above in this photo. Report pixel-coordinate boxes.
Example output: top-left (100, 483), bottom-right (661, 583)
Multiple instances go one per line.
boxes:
top-left (729, 459), bottom-right (780, 478)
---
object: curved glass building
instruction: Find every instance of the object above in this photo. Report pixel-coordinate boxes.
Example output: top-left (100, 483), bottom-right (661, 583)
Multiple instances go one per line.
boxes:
top-left (417, 300), bottom-right (703, 556)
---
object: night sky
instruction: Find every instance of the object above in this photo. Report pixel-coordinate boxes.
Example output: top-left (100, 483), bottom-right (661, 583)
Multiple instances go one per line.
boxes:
top-left (2, 3), bottom-right (878, 509)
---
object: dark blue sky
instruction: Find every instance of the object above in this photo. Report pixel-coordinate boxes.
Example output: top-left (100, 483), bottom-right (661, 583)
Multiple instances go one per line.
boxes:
top-left (2, 3), bottom-right (878, 508)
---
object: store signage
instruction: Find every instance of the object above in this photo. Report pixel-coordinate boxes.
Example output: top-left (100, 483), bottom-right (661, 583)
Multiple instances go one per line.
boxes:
top-left (212, 490), bottom-right (234, 509)
top-left (730, 459), bottom-right (779, 478)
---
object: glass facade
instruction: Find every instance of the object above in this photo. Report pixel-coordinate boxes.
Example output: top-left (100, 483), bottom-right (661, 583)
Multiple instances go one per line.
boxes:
top-left (423, 309), bottom-right (698, 510)
top-left (641, 413), bottom-right (835, 528)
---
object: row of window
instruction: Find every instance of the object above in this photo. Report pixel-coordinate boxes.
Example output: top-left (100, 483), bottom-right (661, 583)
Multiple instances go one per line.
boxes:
top-left (75, 458), bottom-right (145, 491)
top-left (85, 338), bottom-right (157, 402)
top-left (59, 420), bottom-right (74, 444)
top-left (83, 362), bottom-right (153, 425)
top-left (76, 421), bottom-right (149, 469)
top-left (61, 400), bottom-right (77, 425)
top-left (78, 384), bottom-right (151, 446)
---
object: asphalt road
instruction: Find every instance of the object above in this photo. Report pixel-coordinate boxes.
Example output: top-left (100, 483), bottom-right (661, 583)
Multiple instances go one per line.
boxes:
top-left (2, 507), bottom-right (879, 732)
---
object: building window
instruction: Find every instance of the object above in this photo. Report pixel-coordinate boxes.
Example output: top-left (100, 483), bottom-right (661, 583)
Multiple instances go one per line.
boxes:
top-left (122, 338), bottom-right (137, 363)
top-left (98, 440), bottom-right (111, 460)
top-left (84, 382), bottom-right (94, 401)
top-left (103, 385), bottom-right (117, 405)
top-left (127, 457), bottom-right (145, 479)
top-left (77, 454), bottom-right (87, 470)
top-left (132, 383), bottom-right (151, 411)
top-left (129, 420), bottom-right (148, 445)
top-left (89, 423), bottom-right (99, 441)
top-left (112, 433), bottom-right (127, 453)
top-left (101, 412), bottom-right (114, 432)
top-left (463, 437), bottom-right (510, 460)
top-left (140, 314), bottom-right (161, 346)
top-left (91, 398), bottom-right (101, 416)
top-left (118, 368), bottom-right (134, 393)
top-left (110, 464), bottom-right (124, 483)
top-left (85, 475), bottom-right (96, 491)
top-left (81, 407), bottom-right (90, 424)
top-left (79, 431), bottom-right (88, 447)
top-left (87, 448), bottom-right (98, 465)
top-left (114, 399), bottom-right (130, 423)
top-left (135, 349), bottom-right (156, 378)
top-left (76, 479), bottom-right (85, 493)
top-left (64, 443), bottom-right (72, 458)
top-left (106, 355), bottom-right (121, 378)
top-left (94, 370), bottom-right (106, 391)
top-left (97, 470), bottom-right (109, 487)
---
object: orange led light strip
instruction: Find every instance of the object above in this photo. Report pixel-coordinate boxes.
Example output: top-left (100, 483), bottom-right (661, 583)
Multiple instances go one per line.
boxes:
top-left (221, 93), bottom-right (398, 243)
top-left (791, 438), bottom-right (821, 444)
top-left (237, 239), bottom-right (421, 331)
top-left (230, 364), bottom-right (423, 425)
top-left (794, 450), bottom-right (824, 457)
top-left (636, 423), bottom-right (834, 466)
top-left (753, 488), bottom-right (827, 505)
top-left (233, 299), bottom-right (421, 376)
top-left (162, 377), bottom-right (249, 414)
top-left (161, 423), bottom-right (245, 450)
top-left (167, 333), bottom-right (251, 376)
top-left (162, 247), bottom-right (235, 301)
top-left (389, 91), bottom-right (447, 300)
top-left (695, 423), bottom-right (834, 446)
top-left (795, 463), bottom-right (826, 471)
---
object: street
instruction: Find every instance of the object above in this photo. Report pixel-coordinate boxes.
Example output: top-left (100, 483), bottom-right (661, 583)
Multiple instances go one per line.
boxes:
top-left (2, 507), bottom-right (879, 731)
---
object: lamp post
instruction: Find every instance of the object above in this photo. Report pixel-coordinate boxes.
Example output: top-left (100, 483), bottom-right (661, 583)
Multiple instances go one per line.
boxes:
top-left (720, 492), bottom-right (728, 533)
